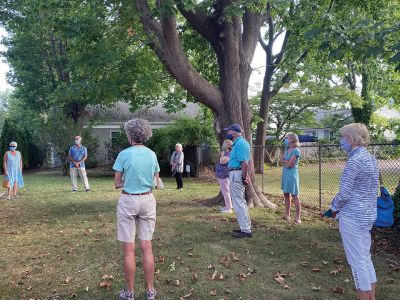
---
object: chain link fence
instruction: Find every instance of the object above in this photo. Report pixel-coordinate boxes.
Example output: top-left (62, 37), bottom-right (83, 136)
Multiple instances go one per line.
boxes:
top-left (256, 143), bottom-right (400, 209)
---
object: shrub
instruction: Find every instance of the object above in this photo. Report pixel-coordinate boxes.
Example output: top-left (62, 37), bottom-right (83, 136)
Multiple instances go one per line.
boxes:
top-left (0, 119), bottom-right (45, 169)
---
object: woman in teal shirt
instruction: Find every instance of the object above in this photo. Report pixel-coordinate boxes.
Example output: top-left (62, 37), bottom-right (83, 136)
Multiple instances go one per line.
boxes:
top-left (281, 133), bottom-right (302, 224)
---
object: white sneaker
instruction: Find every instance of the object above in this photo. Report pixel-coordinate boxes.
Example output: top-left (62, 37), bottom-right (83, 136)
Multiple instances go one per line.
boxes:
top-left (218, 207), bottom-right (227, 211)
top-left (220, 208), bottom-right (233, 213)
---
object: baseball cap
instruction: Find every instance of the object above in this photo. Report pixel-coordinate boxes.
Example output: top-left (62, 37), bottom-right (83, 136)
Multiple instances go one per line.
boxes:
top-left (224, 124), bottom-right (243, 133)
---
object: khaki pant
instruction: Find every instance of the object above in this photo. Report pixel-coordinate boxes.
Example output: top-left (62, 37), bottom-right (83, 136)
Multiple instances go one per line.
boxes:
top-left (229, 170), bottom-right (252, 233)
top-left (70, 167), bottom-right (90, 191)
top-left (117, 193), bottom-right (156, 242)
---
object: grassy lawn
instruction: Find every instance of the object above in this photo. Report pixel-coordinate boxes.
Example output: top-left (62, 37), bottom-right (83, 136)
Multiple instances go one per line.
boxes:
top-left (258, 163), bottom-right (400, 209)
top-left (0, 171), bottom-right (399, 300)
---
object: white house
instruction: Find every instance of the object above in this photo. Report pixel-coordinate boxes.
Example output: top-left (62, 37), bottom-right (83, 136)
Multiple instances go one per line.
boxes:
top-left (86, 101), bottom-right (200, 162)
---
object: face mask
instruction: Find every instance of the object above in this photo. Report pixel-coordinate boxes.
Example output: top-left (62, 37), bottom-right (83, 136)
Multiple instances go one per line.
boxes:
top-left (340, 138), bottom-right (352, 154)
top-left (9, 146), bottom-right (16, 151)
top-left (75, 140), bottom-right (81, 145)
top-left (226, 133), bottom-right (234, 140)
top-left (283, 139), bottom-right (290, 146)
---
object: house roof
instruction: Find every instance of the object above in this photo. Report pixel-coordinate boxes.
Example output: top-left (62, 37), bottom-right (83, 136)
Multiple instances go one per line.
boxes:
top-left (86, 101), bottom-right (200, 123)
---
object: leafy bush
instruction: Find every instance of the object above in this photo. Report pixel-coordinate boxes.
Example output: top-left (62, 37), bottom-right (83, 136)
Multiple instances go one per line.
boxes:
top-left (105, 127), bottom-right (130, 161)
top-left (146, 117), bottom-right (218, 164)
top-left (46, 111), bottom-right (99, 174)
top-left (0, 118), bottom-right (45, 169)
top-left (105, 117), bottom-right (219, 170)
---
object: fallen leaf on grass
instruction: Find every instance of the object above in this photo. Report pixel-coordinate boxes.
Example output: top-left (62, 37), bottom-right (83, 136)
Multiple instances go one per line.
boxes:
top-left (156, 256), bottom-right (165, 263)
top-left (218, 274), bottom-right (224, 280)
top-left (312, 268), bottom-right (320, 272)
top-left (344, 279), bottom-right (350, 283)
top-left (245, 249), bottom-right (250, 254)
top-left (175, 280), bottom-right (180, 286)
top-left (101, 274), bottom-right (114, 280)
top-left (192, 273), bottom-right (198, 282)
top-left (283, 285), bottom-right (290, 289)
top-left (64, 276), bottom-right (72, 284)
top-left (300, 262), bottom-right (309, 267)
top-left (84, 287), bottom-right (89, 292)
top-left (238, 273), bottom-right (248, 282)
top-left (231, 253), bottom-right (240, 261)
top-left (322, 261), bottom-right (329, 265)
top-left (180, 288), bottom-right (194, 299)
top-left (99, 281), bottom-right (112, 289)
top-left (330, 269), bottom-right (339, 276)
top-left (312, 285), bottom-right (321, 291)
top-left (21, 269), bottom-right (31, 278)
top-left (207, 264), bottom-right (215, 270)
top-left (209, 290), bottom-right (217, 296)
top-left (274, 275), bottom-right (285, 285)
top-left (211, 270), bottom-right (218, 280)
top-left (27, 285), bottom-right (32, 291)
top-left (70, 293), bottom-right (77, 298)
top-left (83, 228), bottom-right (93, 236)
top-left (333, 287), bottom-right (345, 294)
top-left (154, 269), bottom-right (160, 275)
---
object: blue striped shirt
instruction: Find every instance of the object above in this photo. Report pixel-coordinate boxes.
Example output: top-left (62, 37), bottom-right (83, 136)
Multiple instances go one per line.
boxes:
top-left (330, 147), bottom-right (379, 229)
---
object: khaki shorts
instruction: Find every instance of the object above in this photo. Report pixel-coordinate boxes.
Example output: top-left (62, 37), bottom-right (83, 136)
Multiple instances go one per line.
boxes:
top-left (117, 193), bottom-right (156, 242)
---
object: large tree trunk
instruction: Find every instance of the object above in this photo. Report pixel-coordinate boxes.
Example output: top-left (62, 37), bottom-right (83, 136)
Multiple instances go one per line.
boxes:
top-left (135, 0), bottom-right (277, 208)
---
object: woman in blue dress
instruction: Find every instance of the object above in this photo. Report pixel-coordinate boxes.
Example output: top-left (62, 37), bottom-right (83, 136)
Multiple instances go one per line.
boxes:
top-left (281, 133), bottom-right (302, 223)
top-left (3, 141), bottom-right (24, 199)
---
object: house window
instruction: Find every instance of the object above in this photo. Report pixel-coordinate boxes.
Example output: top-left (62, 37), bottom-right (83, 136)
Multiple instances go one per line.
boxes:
top-left (111, 131), bottom-right (120, 143)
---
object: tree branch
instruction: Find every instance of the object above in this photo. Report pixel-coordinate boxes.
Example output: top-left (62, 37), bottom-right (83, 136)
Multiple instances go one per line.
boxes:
top-left (271, 50), bottom-right (308, 97)
top-left (148, 1), bottom-right (223, 112)
top-left (176, 2), bottom-right (214, 43)
top-left (242, 9), bottom-right (266, 63)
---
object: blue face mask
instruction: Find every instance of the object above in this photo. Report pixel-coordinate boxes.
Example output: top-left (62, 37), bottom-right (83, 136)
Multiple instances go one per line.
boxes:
top-left (9, 146), bottom-right (16, 151)
top-left (283, 139), bottom-right (290, 146)
top-left (226, 133), bottom-right (234, 140)
top-left (340, 138), bottom-right (352, 154)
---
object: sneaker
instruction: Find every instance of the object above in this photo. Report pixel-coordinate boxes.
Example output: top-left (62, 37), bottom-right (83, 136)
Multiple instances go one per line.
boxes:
top-left (145, 290), bottom-right (157, 300)
top-left (295, 219), bottom-right (302, 224)
top-left (220, 208), bottom-right (232, 214)
top-left (118, 289), bottom-right (135, 300)
top-left (72, 190), bottom-right (77, 193)
top-left (231, 231), bottom-right (252, 238)
top-left (85, 189), bottom-right (90, 192)
top-left (232, 229), bottom-right (241, 233)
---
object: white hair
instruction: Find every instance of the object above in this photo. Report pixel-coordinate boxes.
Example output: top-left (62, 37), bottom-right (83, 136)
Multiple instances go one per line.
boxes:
top-left (9, 141), bottom-right (17, 147)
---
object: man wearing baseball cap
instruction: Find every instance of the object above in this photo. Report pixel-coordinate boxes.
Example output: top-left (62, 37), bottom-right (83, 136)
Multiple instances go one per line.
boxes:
top-left (224, 124), bottom-right (252, 238)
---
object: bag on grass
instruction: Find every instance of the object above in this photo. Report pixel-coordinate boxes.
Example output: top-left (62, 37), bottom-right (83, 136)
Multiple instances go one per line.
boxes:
top-left (374, 186), bottom-right (394, 228)
top-left (3, 176), bottom-right (9, 188)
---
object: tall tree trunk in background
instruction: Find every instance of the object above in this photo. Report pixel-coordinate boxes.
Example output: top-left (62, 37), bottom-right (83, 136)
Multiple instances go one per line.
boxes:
top-left (135, 0), bottom-right (277, 208)
top-left (346, 63), bottom-right (373, 126)
top-left (351, 72), bottom-right (373, 126)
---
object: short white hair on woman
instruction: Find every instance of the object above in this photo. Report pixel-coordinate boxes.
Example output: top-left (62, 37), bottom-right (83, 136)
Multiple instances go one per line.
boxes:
top-left (221, 139), bottom-right (232, 151)
top-left (285, 133), bottom-right (300, 148)
top-left (340, 123), bottom-right (370, 146)
top-left (124, 118), bottom-right (153, 144)
top-left (175, 143), bottom-right (183, 150)
top-left (9, 141), bottom-right (17, 147)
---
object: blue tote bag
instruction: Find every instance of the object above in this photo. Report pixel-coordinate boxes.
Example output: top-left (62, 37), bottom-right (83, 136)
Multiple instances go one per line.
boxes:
top-left (374, 185), bottom-right (394, 228)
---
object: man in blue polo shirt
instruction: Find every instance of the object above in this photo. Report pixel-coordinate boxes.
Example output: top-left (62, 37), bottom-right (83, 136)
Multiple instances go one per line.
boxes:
top-left (224, 124), bottom-right (252, 238)
top-left (68, 136), bottom-right (90, 192)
